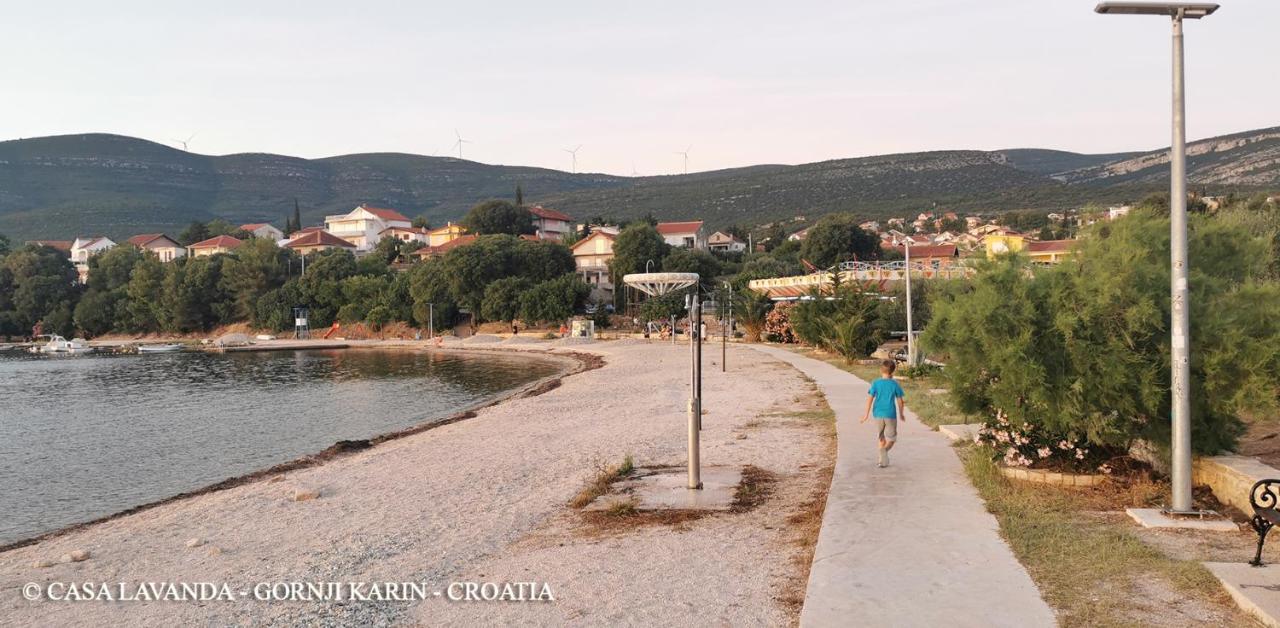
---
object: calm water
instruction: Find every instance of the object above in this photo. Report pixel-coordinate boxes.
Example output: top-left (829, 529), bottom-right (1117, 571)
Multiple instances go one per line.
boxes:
top-left (0, 349), bottom-right (561, 545)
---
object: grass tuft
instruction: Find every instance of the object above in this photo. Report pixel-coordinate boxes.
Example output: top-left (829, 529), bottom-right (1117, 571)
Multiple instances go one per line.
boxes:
top-left (570, 455), bottom-right (636, 509)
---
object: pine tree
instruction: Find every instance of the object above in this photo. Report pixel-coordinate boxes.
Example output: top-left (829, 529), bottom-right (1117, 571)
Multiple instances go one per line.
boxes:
top-left (515, 184), bottom-right (524, 208)
top-left (292, 199), bottom-right (303, 234)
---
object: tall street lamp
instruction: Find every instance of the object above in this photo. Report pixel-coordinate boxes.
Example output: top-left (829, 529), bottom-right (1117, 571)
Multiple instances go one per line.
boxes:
top-left (1095, 1), bottom-right (1219, 515)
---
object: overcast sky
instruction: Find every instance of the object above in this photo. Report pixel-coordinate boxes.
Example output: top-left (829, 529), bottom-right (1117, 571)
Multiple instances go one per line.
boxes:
top-left (1, 1), bottom-right (1275, 175)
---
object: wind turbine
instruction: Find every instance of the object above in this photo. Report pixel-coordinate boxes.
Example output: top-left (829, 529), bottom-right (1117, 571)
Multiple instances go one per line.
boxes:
top-left (675, 145), bottom-right (691, 175)
top-left (172, 133), bottom-right (197, 152)
top-left (563, 144), bottom-right (582, 173)
top-left (452, 129), bottom-right (471, 160)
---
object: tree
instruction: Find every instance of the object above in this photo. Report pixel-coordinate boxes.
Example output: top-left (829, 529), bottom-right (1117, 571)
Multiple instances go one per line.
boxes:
top-left (124, 255), bottom-right (168, 332)
top-left (939, 217), bottom-right (967, 233)
top-left (178, 221), bottom-right (211, 246)
top-left (608, 223), bottom-right (669, 308)
top-left (0, 233), bottom-right (9, 256)
top-left (763, 223), bottom-right (787, 251)
top-left (638, 290), bottom-right (688, 322)
top-left (462, 200), bottom-right (535, 236)
top-left (220, 238), bottom-right (292, 322)
top-left (519, 274), bottom-right (590, 324)
top-left (411, 214), bottom-right (432, 230)
top-left (798, 214), bottom-right (880, 267)
top-left (733, 288), bottom-right (773, 342)
top-left (925, 210), bottom-right (1280, 456)
top-left (481, 277), bottom-right (531, 322)
top-left (297, 249), bottom-right (358, 327)
top-left (662, 247), bottom-right (722, 289)
top-left (290, 199), bottom-right (303, 235)
top-left (515, 184), bottom-right (524, 208)
top-left (3, 244), bottom-right (80, 336)
top-left (365, 305), bottom-right (391, 336)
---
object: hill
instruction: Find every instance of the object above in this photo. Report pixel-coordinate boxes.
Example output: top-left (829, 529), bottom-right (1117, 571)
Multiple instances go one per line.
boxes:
top-left (0, 127), bottom-right (1277, 241)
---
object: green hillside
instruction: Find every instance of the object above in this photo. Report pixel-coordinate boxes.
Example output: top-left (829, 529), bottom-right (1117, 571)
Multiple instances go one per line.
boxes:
top-left (0, 127), bottom-right (1276, 242)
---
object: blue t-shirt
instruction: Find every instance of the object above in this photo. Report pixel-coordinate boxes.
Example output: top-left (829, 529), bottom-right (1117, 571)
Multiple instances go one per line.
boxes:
top-left (868, 377), bottom-right (905, 419)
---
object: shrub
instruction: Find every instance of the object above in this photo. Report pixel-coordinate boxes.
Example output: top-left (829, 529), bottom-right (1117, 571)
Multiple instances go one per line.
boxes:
top-left (763, 301), bottom-right (795, 343)
top-left (924, 210), bottom-right (1280, 456)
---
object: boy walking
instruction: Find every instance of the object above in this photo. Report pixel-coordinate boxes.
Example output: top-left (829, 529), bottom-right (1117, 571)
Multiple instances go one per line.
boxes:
top-left (861, 360), bottom-right (906, 468)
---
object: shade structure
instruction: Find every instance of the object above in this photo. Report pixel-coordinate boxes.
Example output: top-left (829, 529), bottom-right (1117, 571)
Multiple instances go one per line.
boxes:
top-left (623, 272), bottom-right (699, 296)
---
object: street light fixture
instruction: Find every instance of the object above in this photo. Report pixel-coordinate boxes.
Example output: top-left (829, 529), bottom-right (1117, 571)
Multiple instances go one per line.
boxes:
top-left (1095, 1), bottom-right (1218, 515)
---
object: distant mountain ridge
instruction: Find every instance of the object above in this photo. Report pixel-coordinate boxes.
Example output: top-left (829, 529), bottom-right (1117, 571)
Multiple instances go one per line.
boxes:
top-left (0, 126), bottom-right (1276, 241)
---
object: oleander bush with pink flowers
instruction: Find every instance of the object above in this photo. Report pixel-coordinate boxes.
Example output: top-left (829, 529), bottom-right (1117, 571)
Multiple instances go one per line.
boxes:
top-left (974, 410), bottom-right (1119, 474)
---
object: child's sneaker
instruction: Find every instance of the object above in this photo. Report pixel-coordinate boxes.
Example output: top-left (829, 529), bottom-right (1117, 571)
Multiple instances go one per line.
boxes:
top-left (878, 448), bottom-right (889, 467)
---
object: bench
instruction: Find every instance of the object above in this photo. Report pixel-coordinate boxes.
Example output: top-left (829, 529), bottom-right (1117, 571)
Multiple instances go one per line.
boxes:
top-left (1249, 479), bottom-right (1280, 566)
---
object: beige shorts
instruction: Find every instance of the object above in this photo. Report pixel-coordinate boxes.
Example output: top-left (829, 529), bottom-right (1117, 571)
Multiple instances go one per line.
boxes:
top-left (877, 419), bottom-right (898, 441)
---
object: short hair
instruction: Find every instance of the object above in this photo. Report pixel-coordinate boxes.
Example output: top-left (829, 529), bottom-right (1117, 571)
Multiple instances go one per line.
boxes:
top-left (882, 359), bottom-right (897, 374)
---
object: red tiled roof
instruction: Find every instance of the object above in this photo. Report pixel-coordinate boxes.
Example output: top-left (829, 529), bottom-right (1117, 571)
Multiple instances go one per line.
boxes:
top-left (188, 235), bottom-right (244, 250)
top-left (239, 223), bottom-right (277, 232)
top-left (126, 233), bottom-right (178, 247)
top-left (528, 205), bottom-right (572, 222)
top-left (1026, 240), bottom-right (1075, 253)
top-left (285, 230), bottom-right (356, 249)
top-left (570, 231), bottom-right (616, 251)
top-left (358, 204), bottom-right (410, 223)
top-left (28, 240), bottom-right (73, 252)
top-left (895, 244), bottom-right (958, 259)
top-left (656, 221), bottom-right (704, 235)
top-left (289, 226), bottom-right (325, 239)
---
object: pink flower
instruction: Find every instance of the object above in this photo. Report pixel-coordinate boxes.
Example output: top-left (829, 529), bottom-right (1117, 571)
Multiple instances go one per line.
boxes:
top-left (1074, 448), bottom-right (1085, 460)
top-left (1037, 447), bottom-right (1052, 459)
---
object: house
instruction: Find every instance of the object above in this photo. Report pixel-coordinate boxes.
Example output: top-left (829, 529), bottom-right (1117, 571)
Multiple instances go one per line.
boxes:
top-left (70, 237), bottom-right (116, 282)
top-left (570, 231), bottom-right (616, 299)
top-left (412, 234), bottom-right (478, 260)
top-left (239, 223), bottom-right (285, 240)
top-left (965, 216), bottom-right (984, 229)
top-left (707, 231), bottom-right (747, 253)
top-left (428, 223), bottom-right (467, 247)
top-left (1107, 205), bottom-right (1132, 221)
top-left (1046, 213), bottom-right (1065, 222)
top-left (28, 240), bottom-right (73, 253)
top-left (896, 244), bottom-right (960, 269)
top-left (656, 221), bottom-right (706, 249)
top-left (788, 227), bottom-right (810, 242)
top-left (284, 230), bottom-right (358, 256)
top-left (126, 233), bottom-right (186, 262)
top-left (984, 234), bottom-right (1075, 264)
top-left (323, 204), bottom-right (412, 251)
top-left (378, 226), bottom-right (430, 246)
top-left (187, 235), bottom-right (243, 257)
top-left (527, 206), bottom-right (573, 241)
top-left (859, 221), bottom-right (881, 233)
top-left (1025, 240), bottom-right (1076, 264)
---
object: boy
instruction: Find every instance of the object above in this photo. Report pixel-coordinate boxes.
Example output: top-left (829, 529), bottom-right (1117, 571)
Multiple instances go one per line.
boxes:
top-left (860, 360), bottom-right (906, 468)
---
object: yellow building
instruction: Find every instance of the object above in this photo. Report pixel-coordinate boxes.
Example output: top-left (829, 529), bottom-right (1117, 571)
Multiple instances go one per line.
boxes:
top-left (984, 233), bottom-right (1075, 264)
top-left (428, 223), bottom-right (467, 247)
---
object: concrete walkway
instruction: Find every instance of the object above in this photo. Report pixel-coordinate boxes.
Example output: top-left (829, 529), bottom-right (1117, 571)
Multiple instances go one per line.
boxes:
top-left (750, 346), bottom-right (1056, 628)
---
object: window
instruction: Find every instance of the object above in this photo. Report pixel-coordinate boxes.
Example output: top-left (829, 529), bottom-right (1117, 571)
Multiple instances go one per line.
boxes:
top-left (683, 237), bottom-right (694, 248)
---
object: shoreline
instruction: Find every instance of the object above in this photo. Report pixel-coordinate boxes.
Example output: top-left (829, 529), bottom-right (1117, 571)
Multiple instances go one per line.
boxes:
top-left (0, 345), bottom-right (601, 554)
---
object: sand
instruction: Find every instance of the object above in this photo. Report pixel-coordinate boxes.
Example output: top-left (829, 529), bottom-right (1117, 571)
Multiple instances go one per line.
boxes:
top-left (1, 342), bottom-right (832, 626)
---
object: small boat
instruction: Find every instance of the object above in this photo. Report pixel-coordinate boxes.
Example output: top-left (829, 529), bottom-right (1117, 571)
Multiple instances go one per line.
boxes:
top-left (137, 343), bottom-right (184, 354)
top-left (36, 335), bottom-right (95, 354)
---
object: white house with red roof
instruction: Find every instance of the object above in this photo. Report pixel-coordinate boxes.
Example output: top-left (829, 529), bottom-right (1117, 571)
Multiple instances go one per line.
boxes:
top-left (378, 225), bottom-right (430, 246)
top-left (527, 205), bottom-right (573, 241)
top-left (69, 236), bottom-right (116, 283)
top-left (323, 204), bottom-right (412, 251)
top-left (239, 223), bottom-right (285, 240)
top-left (126, 233), bottom-right (185, 262)
top-left (656, 221), bottom-right (706, 250)
top-left (570, 231), bottom-right (617, 299)
top-left (284, 230), bottom-right (359, 256)
top-left (707, 231), bottom-right (746, 253)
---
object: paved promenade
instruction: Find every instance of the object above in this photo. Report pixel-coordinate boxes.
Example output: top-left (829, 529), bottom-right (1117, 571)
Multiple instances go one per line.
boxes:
top-left (750, 346), bottom-right (1057, 628)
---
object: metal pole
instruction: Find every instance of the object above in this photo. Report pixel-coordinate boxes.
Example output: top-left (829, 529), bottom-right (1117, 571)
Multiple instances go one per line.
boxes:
top-left (688, 291), bottom-right (702, 489)
top-left (904, 241), bottom-right (915, 366)
top-left (1169, 10), bottom-right (1193, 514)
top-left (428, 303), bottom-right (434, 340)
top-left (695, 293), bottom-right (703, 430)
top-left (722, 284), bottom-right (727, 373)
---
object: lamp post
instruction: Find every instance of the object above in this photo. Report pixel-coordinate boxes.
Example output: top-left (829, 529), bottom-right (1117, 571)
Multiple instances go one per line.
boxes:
top-left (903, 239), bottom-right (916, 367)
top-left (1095, 1), bottom-right (1218, 515)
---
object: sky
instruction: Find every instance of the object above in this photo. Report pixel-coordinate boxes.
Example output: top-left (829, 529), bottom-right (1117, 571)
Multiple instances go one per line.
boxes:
top-left (1, 1), bottom-right (1276, 175)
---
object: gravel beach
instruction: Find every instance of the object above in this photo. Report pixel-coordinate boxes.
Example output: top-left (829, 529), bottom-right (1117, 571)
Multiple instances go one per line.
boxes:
top-left (1, 341), bottom-right (833, 626)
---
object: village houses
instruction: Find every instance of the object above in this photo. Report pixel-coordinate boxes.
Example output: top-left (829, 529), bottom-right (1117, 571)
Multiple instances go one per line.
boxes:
top-left (323, 204), bottom-right (413, 251)
top-left (656, 221), bottom-right (706, 250)
top-left (528, 206), bottom-right (573, 241)
top-left (187, 235), bottom-right (243, 257)
top-left (126, 234), bottom-right (185, 262)
top-left (239, 223), bottom-right (285, 240)
top-left (707, 231), bottom-right (747, 253)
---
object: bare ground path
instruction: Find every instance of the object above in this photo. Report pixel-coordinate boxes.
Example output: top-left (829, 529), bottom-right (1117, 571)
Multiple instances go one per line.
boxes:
top-left (749, 345), bottom-right (1058, 628)
top-left (2, 342), bottom-right (831, 626)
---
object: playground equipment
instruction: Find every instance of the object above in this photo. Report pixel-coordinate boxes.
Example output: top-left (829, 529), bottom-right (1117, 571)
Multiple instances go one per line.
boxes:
top-left (623, 272), bottom-right (702, 490)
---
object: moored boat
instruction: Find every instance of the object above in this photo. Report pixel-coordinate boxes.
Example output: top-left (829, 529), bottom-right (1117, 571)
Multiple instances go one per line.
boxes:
top-left (137, 343), bottom-right (184, 354)
top-left (35, 335), bottom-right (95, 354)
